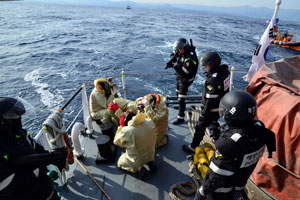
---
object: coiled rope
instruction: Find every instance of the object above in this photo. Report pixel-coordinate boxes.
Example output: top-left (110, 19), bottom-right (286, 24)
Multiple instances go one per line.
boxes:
top-left (169, 181), bottom-right (196, 200)
top-left (42, 109), bottom-right (74, 165)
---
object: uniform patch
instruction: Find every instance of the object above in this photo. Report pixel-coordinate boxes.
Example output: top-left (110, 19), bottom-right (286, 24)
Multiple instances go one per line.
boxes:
top-left (186, 61), bottom-right (190, 67)
top-left (207, 85), bottom-right (213, 91)
top-left (223, 75), bottom-right (230, 91)
top-left (240, 145), bottom-right (265, 168)
top-left (215, 150), bottom-right (222, 158)
top-left (229, 107), bottom-right (236, 114)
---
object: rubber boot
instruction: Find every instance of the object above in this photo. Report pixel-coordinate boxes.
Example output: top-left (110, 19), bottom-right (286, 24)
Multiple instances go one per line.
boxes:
top-left (148, 161), bottom-right (157, 174)
top-left (95, 134), bottom-right (115, 164)
top-left (138, 166), bottom-right (149, 180)
top-left (102, 127), bottom-right (114, 143)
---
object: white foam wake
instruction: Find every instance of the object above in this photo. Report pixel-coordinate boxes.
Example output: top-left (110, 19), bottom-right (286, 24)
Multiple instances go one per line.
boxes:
top-left (24, 68), bottom-right (64, 110)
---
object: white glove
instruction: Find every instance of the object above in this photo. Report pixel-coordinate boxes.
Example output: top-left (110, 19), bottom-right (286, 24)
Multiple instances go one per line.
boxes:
top-left (111, 86), bottom-right (118, 96)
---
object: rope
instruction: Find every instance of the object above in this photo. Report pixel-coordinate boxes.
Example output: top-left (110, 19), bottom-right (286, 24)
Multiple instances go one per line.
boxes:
top-left (43, 110), bottom-right (66, 147)
top-left (169, 181), bottom-right (196, 200)
top-left (43, 110), bottom-right (74, 165)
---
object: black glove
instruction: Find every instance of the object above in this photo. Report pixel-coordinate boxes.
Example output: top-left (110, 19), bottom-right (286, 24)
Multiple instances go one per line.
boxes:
top-left (165, 52), bottom-right (178, 69)
top-left (165, 62), bottom-right (174, 69)
top-left (50, 148), bottom-right (68, 170)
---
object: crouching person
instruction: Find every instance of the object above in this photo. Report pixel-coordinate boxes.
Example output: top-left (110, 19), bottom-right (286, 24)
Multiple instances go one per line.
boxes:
top-left (107, 98), bottom-right (137, 126)
top-left (113, 112), bottom-right (157, 179)
top-left (135, 93), bottom-right (169, 148)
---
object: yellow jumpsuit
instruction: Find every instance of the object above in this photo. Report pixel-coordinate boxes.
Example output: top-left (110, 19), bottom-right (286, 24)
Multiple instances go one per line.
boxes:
top-left (107, 98), bottom-right (137, 126)
top-left (143, 94), bottom-right (169, 148)
top-left (114, 113), bottom-right (156, 173)
top-left (89, 78), bottom-right (116, 124)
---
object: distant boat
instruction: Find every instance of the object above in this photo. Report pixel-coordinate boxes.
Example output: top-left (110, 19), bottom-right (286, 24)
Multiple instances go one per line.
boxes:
top-left (271, 25), bottom-right (300, 51)
top-left (126, 0), bottom-right (131, 9)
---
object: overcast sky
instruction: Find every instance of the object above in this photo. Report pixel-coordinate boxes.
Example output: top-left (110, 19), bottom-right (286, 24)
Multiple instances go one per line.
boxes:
top-left (113, 0), bottom-right (300, 10)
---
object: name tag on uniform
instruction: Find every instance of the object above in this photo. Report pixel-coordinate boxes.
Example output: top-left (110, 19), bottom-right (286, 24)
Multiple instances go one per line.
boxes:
top-left (240, 145), bottom-right (265, 168)
top-left (223, 75), bottom-right (230, 91)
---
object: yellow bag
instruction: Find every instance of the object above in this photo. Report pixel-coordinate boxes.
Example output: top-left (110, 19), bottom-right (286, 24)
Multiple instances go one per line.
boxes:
top-left (198, 153), bottom-right (208, 165)
top-left (202, 143), bottom-right (213, 153)
top-left (193, 154), bottom-right (199, 165)
top-left (206, 150), bottom-right (214, 161)
top-left (197, 163), bottom-right (209, 179)
top-left (195, 146), bottom-right (204, 155)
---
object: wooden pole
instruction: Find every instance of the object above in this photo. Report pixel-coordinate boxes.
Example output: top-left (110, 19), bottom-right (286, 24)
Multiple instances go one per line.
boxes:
top-left (74, 157), bottom-right (112, 200)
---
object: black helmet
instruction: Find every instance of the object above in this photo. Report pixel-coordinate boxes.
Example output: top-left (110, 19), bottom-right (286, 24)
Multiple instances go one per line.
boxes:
top-left (0, 97), bottom-right (34, 137)
top-left (200, 51), bottom-right (221, 69)
top-left (0, 97), bottom-right (33, 120)
top-left (219, 91), bottom-right (257, 126)
top-left (173, 38), bottom-right (189, 51)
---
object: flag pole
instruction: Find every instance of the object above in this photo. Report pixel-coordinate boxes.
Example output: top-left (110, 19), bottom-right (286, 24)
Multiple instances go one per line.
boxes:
top-left (244, 0), bottom-right (282, 82)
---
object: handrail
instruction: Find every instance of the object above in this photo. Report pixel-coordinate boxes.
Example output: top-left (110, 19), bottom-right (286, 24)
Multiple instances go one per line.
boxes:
top-left (35, 67), bottom-right (246, 139)
top-left (61, 86), bottom-right (83, 111)
top-left (32, 68), bottom-right (247, 189)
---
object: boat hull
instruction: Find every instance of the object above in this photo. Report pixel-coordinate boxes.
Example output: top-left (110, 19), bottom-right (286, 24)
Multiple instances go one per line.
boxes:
top-left (271, 39), bottom-right (300, 51)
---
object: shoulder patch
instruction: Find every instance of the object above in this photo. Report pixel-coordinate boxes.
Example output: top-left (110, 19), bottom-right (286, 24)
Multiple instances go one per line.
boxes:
top-left (215, 150), bottom-right (222, 158)
top-left (230, 133), bottom-right (242, 142)
top-left (207, 85), bottom-right (213, 91)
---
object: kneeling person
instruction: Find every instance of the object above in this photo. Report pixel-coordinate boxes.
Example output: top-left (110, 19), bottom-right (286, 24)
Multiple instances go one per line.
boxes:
top-left (135, 93), bottom-right (169, 148)
top-left (113, 112), bottom-right (156, 178)
top-left (107, 98), bottom-right (137, 126)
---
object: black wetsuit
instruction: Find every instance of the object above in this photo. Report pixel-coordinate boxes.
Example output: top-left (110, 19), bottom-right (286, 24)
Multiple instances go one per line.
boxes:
top-left (191, 64), bottom-right (230, 148)
top-left (199, 121), bottom-right (276, 200)
top-left (0, 128), bottom-right (60, 200)
top-left (174, 48), bottom-right (198, 120)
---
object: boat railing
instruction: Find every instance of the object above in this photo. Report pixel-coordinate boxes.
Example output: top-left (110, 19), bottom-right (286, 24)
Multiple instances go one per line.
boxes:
top-left (34, 66), bottom-right (246, 142)
top-left (32, 67), bottom-right (246, 185)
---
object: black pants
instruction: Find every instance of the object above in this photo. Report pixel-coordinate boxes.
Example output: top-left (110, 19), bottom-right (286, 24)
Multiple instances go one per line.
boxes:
top-left (176, 77), bottom-right (193, 118)
top-left (191, 113), bottom-right (219, 148)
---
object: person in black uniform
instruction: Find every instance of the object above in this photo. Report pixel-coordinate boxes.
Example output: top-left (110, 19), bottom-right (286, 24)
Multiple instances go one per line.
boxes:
top-left (195, 91), bottom-right (276, 200)
top-left (182, 51), bottom-right (230, 153)
top-left (0, 97), bottom-right (68, 200)
top-left (165, 38), bottom-right (199, 125)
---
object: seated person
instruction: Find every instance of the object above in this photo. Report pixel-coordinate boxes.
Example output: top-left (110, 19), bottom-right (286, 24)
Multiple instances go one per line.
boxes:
top-left (89, 78), bottom-right (118, 153)
top-left (135, 93), bottom-right (169, 148)
top-left (113, 112), bottom-right (156, 179)
top-left (107, 98), bottom-right (137, 126)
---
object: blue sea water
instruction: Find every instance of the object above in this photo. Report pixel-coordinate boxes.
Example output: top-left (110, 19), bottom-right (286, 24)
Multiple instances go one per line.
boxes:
top-left (1, 1), bottom-right (300, 134)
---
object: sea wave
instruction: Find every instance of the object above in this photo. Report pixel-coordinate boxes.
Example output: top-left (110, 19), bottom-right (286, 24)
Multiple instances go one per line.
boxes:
top-left (24, 68), bottom-right (64, 110)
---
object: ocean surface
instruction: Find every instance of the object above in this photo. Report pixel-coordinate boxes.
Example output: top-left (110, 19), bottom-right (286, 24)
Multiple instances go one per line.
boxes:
top-left (1, 1), bottom-right (300, 134)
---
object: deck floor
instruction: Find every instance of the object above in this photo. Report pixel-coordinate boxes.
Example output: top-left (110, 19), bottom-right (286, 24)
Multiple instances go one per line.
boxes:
top-left (58, 105), bottom-right (195, 200)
